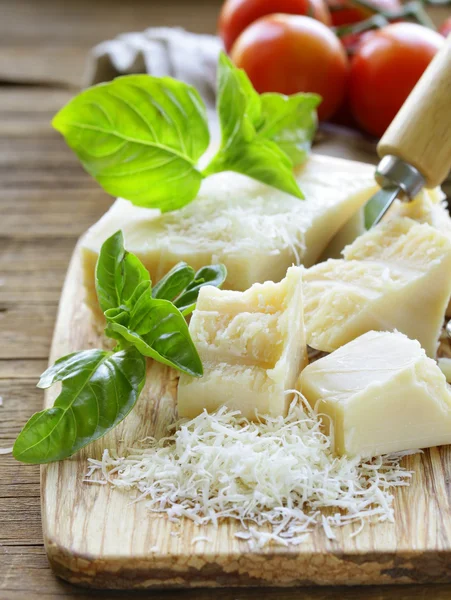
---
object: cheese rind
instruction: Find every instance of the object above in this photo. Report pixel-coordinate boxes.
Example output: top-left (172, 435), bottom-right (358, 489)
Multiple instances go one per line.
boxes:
top-left (177, 266), bottom-right (308, 420)
top-left (304, 218), bottom-right (451, 357)
top-left (299, 331), bottom-right (451, 457)
top-left (81, 154), bottom-right (375, 314)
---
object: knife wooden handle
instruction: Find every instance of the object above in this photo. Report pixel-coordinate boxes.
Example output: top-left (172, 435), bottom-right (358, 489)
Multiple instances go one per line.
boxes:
top-left (377, 35), bottom-right (451, 189)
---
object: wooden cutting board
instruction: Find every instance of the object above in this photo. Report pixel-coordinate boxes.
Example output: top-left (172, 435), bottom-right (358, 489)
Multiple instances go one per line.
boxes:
top-left (41, 239), bottom-right (451, 590)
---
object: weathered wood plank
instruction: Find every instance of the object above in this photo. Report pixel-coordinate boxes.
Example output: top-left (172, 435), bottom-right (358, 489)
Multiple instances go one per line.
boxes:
top-left (0, 360), bottom-right (47, 379)
top-left (0, 191), bottom-right (112, 237)
top-left (0, 0), bottom-right (221, 45)
top-left (0, 88), bottom-right (77, 137)
top-left (2, 544), bottom-right (451, 600)
top-left (0, 304), bottom-right (56, 359)
top-left (0, 237), bottom-right (78, 304)
top-left (0, 379), bottom-right (44, 440)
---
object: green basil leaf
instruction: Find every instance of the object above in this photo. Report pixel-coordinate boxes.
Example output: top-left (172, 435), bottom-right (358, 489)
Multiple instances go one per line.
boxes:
top-left (13, 347), bottom-right (146, 464)
top-left (52, 75), bottom-right (210, 211)
top-left (106, 298), bottom-right (202, 377)
top-left (151, 262), bottom-right (195, 303)
top-left (95, 230), bottom-right (150, 313)
top-left (216, 52), bottom-right (262, 144)
top-left (152, 262), bottom-right (227, 316)
top-left (107, 294), bottom-right (202, 376)
top-left (206, 138), bottom-right (304, 199)
top-left (204, 53), bottom-right (314, 200)
top-left (174, 264), bottom-right (227, 316)
top-left (259, 93), bottom-right (320, 166)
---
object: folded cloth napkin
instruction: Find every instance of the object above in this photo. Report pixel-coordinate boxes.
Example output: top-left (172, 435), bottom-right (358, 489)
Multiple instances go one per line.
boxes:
top-left (85, 27), bottom-right (222, 113)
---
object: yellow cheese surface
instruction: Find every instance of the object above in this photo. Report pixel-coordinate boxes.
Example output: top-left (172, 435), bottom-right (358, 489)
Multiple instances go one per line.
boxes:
top-left (81, 154), bottom-right (375, 314)
top-left (299, 331), bottom-right (451, 457)
top-left (177, 266), bottom-right (308, 420)
top-left (321, 187), bottom-right (445, 261)
top-left (385, 189), bottom-right (451, 317)
top-left (304, 218), bottom-right (451, 357)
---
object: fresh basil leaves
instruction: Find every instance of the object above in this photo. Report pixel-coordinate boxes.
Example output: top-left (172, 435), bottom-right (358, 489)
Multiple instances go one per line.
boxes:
top-left (13, 348), bottom-right (146, 464)
top-left (152, 262), bottom-right (227, 316)
top-left (203, 54), bottom-right (320, 199)
top-left (95, 229), bottom-right (150, 313)
top-left (52, 53), bottom-right (319, 212)
top-left (52, 76), bottom-right (210, 211)
top-left (13, 232), bottom-right (226, 464)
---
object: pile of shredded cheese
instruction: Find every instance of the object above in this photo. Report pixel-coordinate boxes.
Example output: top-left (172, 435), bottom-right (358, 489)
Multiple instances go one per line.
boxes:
top-left (86, 394), bottom-right (415, 548)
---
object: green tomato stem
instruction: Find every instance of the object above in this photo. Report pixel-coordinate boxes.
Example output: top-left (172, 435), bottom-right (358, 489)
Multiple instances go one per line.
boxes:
top-left (334, 0), bottom-right (436, 38)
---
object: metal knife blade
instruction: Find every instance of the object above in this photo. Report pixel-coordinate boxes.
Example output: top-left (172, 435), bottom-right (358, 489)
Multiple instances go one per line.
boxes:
top-left (363, 185), bottom-right (400, 230)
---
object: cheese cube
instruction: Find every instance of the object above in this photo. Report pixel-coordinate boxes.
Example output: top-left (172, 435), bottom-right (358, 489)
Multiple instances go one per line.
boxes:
top-left (81, 154), bottom-right (375, 315)
top-left (304, 218), bottom-right (451, 357)
top-left (299, 331), bottom-right (451, 457)
top-left (177, 266), bottom-right (308, 420)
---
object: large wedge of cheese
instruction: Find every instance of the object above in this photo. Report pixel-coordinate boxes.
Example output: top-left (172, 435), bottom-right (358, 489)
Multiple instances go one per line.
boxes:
top-left (299, 331), bottom-right (451, 457)
top-left (81, 154), bottom-right (375, 313)
top-left (177, 266), bottom-right (308, 420)
top-left (304, 218), bottom-right (451, 357)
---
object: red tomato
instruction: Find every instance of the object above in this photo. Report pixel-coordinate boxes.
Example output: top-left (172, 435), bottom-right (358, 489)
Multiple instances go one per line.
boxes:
top-left (328, 0), bottom-right (401, 27)
top-left (349, 23), bottom-right (444, 137)
top-left (231, 15), bottom-right (349, 120)
top-left (439, 16), bottom-right (451, 37)
top-left (218, 0), bottom-right (332, 53)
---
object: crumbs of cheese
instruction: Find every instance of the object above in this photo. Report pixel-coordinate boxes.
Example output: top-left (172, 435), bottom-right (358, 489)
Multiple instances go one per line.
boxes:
top-left (85, 397), bottom-right (413, 548)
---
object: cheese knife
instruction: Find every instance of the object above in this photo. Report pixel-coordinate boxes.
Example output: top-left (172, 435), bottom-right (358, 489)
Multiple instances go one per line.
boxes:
top-left (364, 34), bottom-right (451, 229)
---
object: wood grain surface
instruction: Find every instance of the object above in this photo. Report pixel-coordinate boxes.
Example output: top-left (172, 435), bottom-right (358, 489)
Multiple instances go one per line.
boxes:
top-left (1, 0), bottom-right (451, 598)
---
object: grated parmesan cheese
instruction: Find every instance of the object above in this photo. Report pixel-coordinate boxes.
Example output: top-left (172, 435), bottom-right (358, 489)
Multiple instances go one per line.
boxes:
top-left (86, 394), bottom-right (415, 548)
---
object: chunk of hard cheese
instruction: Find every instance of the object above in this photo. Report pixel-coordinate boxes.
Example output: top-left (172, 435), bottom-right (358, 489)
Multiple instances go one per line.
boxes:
top-left (385, 189), bottom-right (451, 317)
top-left (304, 218), bottom-right (451, 357)
top-left (81, 154), bottom-right (375, 314)
top-left (299, 331), bottom-right (451, 457)
top-left (321, 187), bottom-right (444, 260)
top-left (177, 266), bottom-right (308, 420)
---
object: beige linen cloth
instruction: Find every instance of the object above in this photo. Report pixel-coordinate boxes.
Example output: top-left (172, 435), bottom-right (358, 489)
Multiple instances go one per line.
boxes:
top-left (85, 27), bottom-right (222, 129)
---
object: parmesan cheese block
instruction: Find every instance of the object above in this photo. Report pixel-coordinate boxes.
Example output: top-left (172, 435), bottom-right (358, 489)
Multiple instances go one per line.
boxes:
top-left (299, 330), bottom-right (451, 457)
top-left (385, 189), bottom-right (451, 317)
top-left (321, 187), bottom-right (445, 260)
top-left (177, 266), bottom-right (308, 420)
top-left (304, 218), bottom-right (451, 357)
top-left (81, 154), bottom-right (375, 314)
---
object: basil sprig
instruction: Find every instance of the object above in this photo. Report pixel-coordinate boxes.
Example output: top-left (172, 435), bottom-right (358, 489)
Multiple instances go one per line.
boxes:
top-left (203, 54), bottom-right (320, 199)
top-left (13, 348), bottom-right (146, 464)
top-left (13, 232), bottom-right (226, 464)
top-left (152, 262), bottom-right (227, 316)
top-left (52, 76), bottom-right (209, 212)
top-left (52, 53), bottom-right (319, 212)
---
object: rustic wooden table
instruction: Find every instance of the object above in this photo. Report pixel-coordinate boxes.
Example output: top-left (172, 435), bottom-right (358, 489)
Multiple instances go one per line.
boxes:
top-left (1, 1), bottom-right (451, 598)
